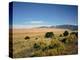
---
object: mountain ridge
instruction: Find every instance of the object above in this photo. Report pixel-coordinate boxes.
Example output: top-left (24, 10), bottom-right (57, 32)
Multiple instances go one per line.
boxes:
top-left (38, 25), bottom-right (78, 30)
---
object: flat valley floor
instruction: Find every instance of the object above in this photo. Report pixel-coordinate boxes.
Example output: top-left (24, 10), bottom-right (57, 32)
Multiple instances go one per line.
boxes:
top-left (9, 28), bottom-right (78, 58)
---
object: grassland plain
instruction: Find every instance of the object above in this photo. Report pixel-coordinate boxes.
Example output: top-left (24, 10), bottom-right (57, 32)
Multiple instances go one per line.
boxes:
top-left (10, 28), bottom-right (78, 58)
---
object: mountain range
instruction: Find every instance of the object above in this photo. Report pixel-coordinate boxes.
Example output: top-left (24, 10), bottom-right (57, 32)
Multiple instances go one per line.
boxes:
top-left (38, 25), bottom-right (78, 31)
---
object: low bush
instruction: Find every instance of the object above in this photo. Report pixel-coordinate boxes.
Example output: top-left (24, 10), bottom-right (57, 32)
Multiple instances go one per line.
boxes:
top-left (33, 43), bottom-right (41, 50)
top-left (63, 31), bottom-right (69, 36)
top-left (24, 36), bottom-right (30, 40)
top-left (60, 38), bottom-right (67, 43)
top-left (45, 32), bottom-right (54, 38)
top-left (70, 32), bottom-right (78, 38)
top-left (59, 34), bottom-right (63, 37)
top-left (32, 38), bottom-right (65, 56)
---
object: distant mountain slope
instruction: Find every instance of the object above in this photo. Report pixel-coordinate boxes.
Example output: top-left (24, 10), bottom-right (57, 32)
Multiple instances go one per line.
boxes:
top-left (55, 25), bottom-right (78, 30)
top-left (38, 25), bottom-right (78, 31)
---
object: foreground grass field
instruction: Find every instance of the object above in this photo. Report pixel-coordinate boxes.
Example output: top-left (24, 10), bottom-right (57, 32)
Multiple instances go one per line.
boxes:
top-left (9, 28), bottom-right (78, 58)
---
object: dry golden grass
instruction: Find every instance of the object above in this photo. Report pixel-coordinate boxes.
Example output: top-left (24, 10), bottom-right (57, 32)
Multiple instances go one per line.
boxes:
top-left (9, 28), bottom-right (78, 58)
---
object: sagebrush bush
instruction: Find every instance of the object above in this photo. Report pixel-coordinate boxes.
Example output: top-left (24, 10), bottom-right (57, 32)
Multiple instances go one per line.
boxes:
top-left (67, 34), bottom-right (77, 44)
top-left (45, 32), bottom-right (54, 38)
top-left (32, 34), bottom-right (78, 56)
top-left (70, 32), bottom-right (78, 38)
top-left (24, 36), bottom-right (30, 40)
top-left (63, 32), bottom-right (78, 44)
top-left (59, 34), bottom-right (63, 37)
top-left (63, 31), bottom-right (69, 36)
top-left (59, 37), bottom-right (67, 43)
top-left (33, 43), bottom-right (41, 50)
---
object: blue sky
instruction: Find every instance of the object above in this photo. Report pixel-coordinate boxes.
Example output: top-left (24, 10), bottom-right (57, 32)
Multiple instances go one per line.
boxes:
top-left (12, 2), bottom-right (78, 28)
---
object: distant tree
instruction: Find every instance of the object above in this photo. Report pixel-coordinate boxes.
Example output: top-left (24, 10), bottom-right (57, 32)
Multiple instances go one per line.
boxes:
top-left (63, 31), bottom-right (69, 36)
top-left (45, 32), bottom-right (54, 38)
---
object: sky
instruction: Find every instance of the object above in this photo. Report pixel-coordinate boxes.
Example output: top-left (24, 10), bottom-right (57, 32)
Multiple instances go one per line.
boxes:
top-left (11, 2), bottom-right (78, 28)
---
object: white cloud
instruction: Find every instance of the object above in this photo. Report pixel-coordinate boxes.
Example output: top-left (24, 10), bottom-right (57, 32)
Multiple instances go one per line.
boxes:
top-left (13, 20), bottom-right (51, 29)
top-left (30, 20), bottom-right (43, 24)
top-left (13, 24), bottom-right (51, 29)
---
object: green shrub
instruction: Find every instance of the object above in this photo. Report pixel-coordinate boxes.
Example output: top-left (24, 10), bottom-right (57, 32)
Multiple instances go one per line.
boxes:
top-left (45, 32), bottom-right (54, 38)
top-left (63, 31), bottom-right (69, 36)
top-left (48, 44), bottom-right (59, 49)
top-left (33, 43), bottom-right (41, 50)
top-left (60, 38), bottom-right (67, 43)
top-left (42, 46), bottom-right (48, 51)
top-left (70, 32), bottom-right (78, 38)
top-left (67, 34), bottom-right (77, 44)
top-left (24, 36), bottom-right (30, 40)
top-left (32, 38), bottom-right (65, 56)
top-left (59, 34), bottom-right (63, 37)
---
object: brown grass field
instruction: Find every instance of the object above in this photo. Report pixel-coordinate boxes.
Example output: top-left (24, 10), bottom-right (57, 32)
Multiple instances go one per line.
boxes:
top-left (9, 28), bottom-right (78, 58)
